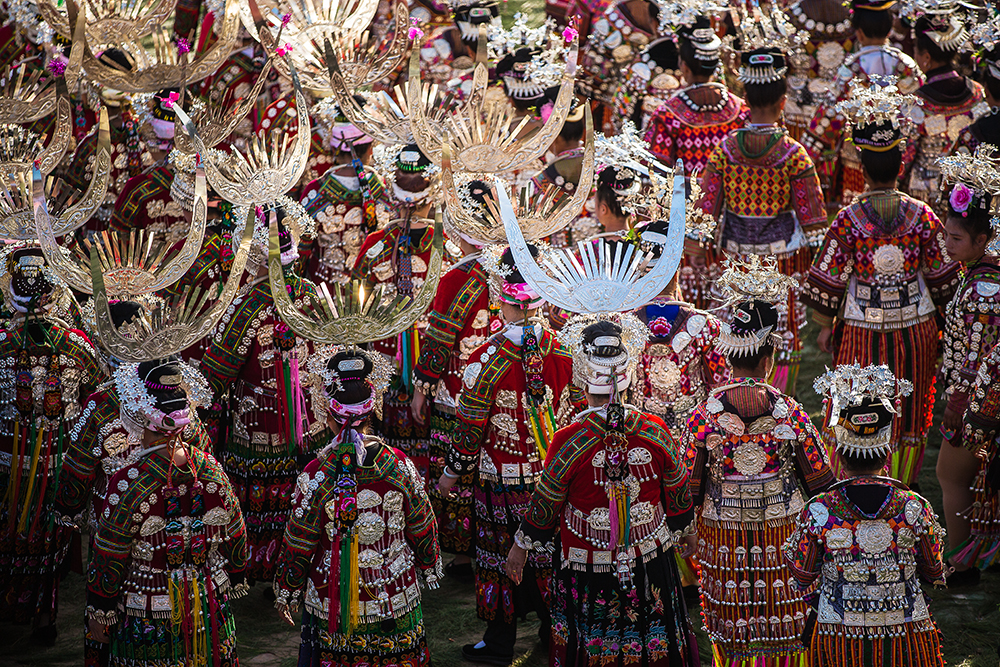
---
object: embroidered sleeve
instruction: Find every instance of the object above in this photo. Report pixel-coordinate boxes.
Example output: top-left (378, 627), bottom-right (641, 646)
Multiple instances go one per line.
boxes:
top-left (683, 408), bottom-right (712, 506)
top-left (520, 425), bottom-right (580, 548)
top-left (963, 345), bottom-right (1000, 454)
top-left (783, 501), bottom-right (823, 591)
top-left (399, 455), bottom-right (443, 588)
top-left (802, 210), bottom-right (854, 320)
top-left (86, 468), bottom-right (139, 620)
top-left (56, 394), bottom-right (104, 520)
top-left (914, 496), bottom-right (946, 586)
top-left (447, 373), bottom-right (491, 474)
top-left (644, 110), bottom-right (678, 166)
top-left (414, 267), bottom-right (486, 386)
top-left (790, 404), bottom-right (835, 495)
top-left (272, 461), bottom-right (326, 609)
top-left (658, 426), bottom-right (693, 529)
top-left (919, 207), bottom-right (961, 306)
top-left (787, 144), bottom-right (828, 245)
top-left (216, 462), bottom-right (249, 574)
top-left (698, 144), bottom-right (727, 222)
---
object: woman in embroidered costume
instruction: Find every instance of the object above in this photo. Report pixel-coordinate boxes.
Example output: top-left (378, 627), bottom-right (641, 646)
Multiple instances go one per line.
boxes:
top-left (952, 16), bottom-right (1000, 155)
top-left (200, 211), bottom-right (322, 585)
top-left (785, 364), bottom-right (946, 667)
top-left (802, 81), bottom-right (959, 485)
top-left (932, 147), bottom-right (1000, 588)
top-left (411, 195), bottom-right (500, 579)
top-left (645, 14), bottom-right (748, 181)
top-left (352, 145), bottom-right (449, 484)
top-left (57, 303), bottom-right (158, 531)
top-left (959, 325), bottom-right (1000, 575)
top-left (696, 19), bottom-right (828, 395)
top-left (0, 246), bottom-right (104, 644)
top-left (507, 318), bottom-right (700, 666)
top-left (299, 102), bottom-right (387, 285)
top-left (802, 0), bottom-right (923, 209)
top-left (632, 219), bottom-right (730, 442)
top-left (903, 3), bottom-right (989, 218)
top-left (682, 256), bottom-right (835, 667)
top-left (781, 0), bottom-right (855, 144)
top-left (58, 303), bottom-right (214, 667)
top-left (439, 245), bottom-right (583, 665)
top-left (644, 13), bottom-right (748, 308)
top-left (578, 0), bottom-right (666, 131)
top-left (272, 348), bottom-right (442, 667)
top-left (86, 360), bottom-right (248, 667)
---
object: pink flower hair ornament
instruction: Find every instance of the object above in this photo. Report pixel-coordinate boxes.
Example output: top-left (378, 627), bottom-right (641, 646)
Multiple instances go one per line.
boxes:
top-left (950, 182), bottom-right (974, 216)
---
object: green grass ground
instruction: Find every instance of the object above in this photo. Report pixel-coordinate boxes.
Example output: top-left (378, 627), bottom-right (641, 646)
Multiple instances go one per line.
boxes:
top-left (2, 319), bottom-right (999, 666)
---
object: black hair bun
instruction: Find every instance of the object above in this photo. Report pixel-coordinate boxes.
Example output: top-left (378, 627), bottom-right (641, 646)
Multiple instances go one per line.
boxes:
top-left (730, 301), bottom-right (779, 336)
top-left (109, 300), bottom-right (144, 328)
top-left (138, 359), bottom-right (188, 412)
top-left (581, 320), bottom-right (625, 359)
top-left (498, 243), bottom-right (538, 284)
top-left (326, 349), bottom-right (374, 406)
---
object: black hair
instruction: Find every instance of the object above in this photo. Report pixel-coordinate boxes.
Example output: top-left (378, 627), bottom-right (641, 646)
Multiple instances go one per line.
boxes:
top-left (678, 38), bottom-right (718, 77)
top-left (596, 167), bottom-right (635, 219)
top-left (109, 301), bottom-right (143, 328)
top-left (947, 195), bottom-right (994, 242)
top-left (980, 53), bottom-right (1000, 99)
top-left (9, 248), bottom-right (52, 301)
top-left (838, 448), bottom-right (889, 473)
top-left (498, 244), bottom-right (539, 285)
top-left (728, 345), bottom-right (775, 371)
top-left (859, 146), bottom-right (902, 185)
top-left (581, 320), bottom-right (624, 356)
top-left (726, 300), bottom-right (778, 370)
top-left (559, 116), bottom-right (585, 142)
top-left (326, 349), bottom-right (374, 429)
top-left (914, 16), bottom-right (954, 64)
top-left (137, 359), bottom-right (188, 412)
top-left (851, 7), bottom-right (894, 40)
top-left (744, 79), bottom-right (788, 109)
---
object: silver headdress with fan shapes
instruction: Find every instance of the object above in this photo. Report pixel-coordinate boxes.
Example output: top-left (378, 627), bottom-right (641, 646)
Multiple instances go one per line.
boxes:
top-left (937, 144), bottom-right (1000, 254)
top-left (813, 363), bottom-right (913, 456)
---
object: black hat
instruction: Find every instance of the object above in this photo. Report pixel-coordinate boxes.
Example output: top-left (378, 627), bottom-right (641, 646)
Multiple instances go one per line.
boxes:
top-left (738, 48), bottom-right (788, 85)
top-left (137, 359), bottom-right (189, 414)
top-left (453, 0), bottom-right (500, 42)
top-left (496, 47), bottom-right (546, 103)
top-left (396, 144), bottom-right (432, 173)
top-left (597, 165), bottom-right (640, 195)
top-left (850, 119), bottom-right (903, 152)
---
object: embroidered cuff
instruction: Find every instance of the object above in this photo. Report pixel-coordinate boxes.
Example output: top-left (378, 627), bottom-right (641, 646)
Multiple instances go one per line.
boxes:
top-left (86, 605), bottom-right (118, 625)
top-left (514, 528), bottom-right (551, 552)
top-left (412, 374), bottom-right (437, 397)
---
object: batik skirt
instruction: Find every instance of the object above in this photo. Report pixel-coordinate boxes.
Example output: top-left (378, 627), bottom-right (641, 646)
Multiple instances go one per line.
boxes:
top-left (550, 546), bottom-right (700, 667)
top-left (427, 405), bottom-right (475, 556)
top-left (830, 318), bottom-right (939, 485)
top-left (297, 609), bottom-right (430, 667)
top-left (475, 478), bottom-right (552, 624)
